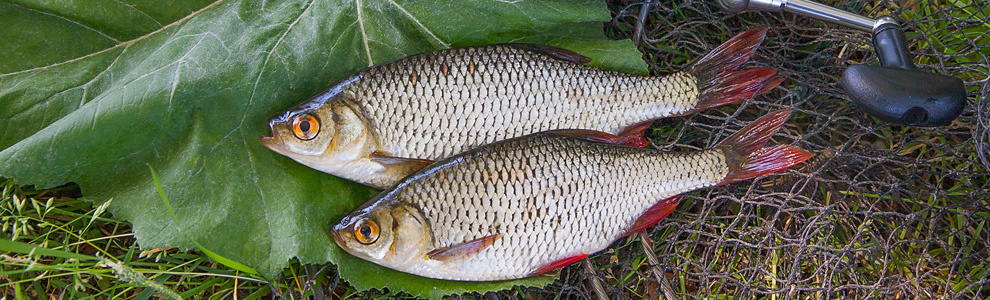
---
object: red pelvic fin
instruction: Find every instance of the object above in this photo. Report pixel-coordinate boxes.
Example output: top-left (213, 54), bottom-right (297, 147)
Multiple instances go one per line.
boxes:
top-left (531, 253), bottom-right (589, 275)
top-left (716, 110), bottom-right (815, 185)
top-left (426, 234), bottom-right (501, 262)
top-left (620, 195), bottom-right (681, 239)
top-left (616, 120), bottom-right (653, 148)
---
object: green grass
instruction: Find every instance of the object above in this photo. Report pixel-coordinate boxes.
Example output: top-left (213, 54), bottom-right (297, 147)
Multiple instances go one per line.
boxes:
top-left (0, 179), bottom-right (272, 299)
top-left (3, 0), bottom-right (990, 299)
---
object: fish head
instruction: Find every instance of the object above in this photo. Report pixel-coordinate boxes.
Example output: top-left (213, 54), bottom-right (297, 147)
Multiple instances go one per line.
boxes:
top-left (331, 201), bottom-right (433, 269)
top-left (260, 97), bottom-right (376, 175)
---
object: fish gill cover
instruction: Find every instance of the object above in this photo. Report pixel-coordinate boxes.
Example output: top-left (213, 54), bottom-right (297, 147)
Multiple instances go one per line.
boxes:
top-left (0, 0), bottom-right (647, 298)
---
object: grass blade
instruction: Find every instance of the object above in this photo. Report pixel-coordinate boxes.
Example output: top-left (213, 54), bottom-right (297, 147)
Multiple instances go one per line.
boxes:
top-left (195, 242), bottom-right (259, 275)
top-left (0, 239), bottom-right (97, 261)
top-left (147, 165), bottom-right (176, 220)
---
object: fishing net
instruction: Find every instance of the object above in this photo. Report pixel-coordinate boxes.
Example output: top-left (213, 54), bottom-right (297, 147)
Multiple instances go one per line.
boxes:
top-left (510, 0), bottom-right (990, 299)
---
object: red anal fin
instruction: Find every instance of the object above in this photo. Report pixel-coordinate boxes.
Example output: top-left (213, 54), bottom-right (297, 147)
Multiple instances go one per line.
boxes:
top-left (617, 120), bottom-right (653, 148)
top-left (427, 234), bottom-right (500, 262)
top-left (531, 253), bottom-right (588, 275)
top-left (620, 195), bottom-right (681, 239)
top-left (551, 129), bottom-right (648, 147)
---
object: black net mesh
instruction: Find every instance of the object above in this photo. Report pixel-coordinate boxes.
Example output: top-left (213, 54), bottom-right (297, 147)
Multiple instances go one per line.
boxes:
top-left (508, 0), bottom-right (990, 299)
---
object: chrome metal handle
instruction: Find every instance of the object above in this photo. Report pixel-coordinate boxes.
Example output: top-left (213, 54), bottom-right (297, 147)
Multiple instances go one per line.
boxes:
top-left (718, 0), bottom-right (877, 32)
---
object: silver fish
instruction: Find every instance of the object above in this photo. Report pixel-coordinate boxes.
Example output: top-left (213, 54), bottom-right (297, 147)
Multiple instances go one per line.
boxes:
top-left (331, 110), bottom-right (812, 281)
top-left (261, 29), bottom-right (780, 188)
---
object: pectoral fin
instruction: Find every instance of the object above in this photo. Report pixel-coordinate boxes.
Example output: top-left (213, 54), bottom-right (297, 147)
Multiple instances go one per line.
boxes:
top-left (368, 152), bottom-right (434, 182)
top-left (427, 234), bottom-right (501, 261)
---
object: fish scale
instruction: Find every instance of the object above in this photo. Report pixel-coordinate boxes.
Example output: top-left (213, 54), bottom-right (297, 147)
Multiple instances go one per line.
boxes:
top-left (264, 29), bottom-right (778, 189)
top-left (354, 45), bottom-right (696, 161)
top-left (386, 134), bottom-right (726, 280)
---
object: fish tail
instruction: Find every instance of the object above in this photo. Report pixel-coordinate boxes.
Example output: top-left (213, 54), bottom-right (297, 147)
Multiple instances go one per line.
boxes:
top-left (686, 28), bottom-right (781, 114)
top-left (716, 109), bottom-right (814, 185)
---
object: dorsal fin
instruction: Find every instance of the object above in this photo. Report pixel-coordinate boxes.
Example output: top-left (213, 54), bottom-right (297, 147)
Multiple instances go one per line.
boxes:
top-left (427, 234), bottom-right (501, 261)
top-left (548, 129), bottom-right (649, 148)
top-left (505, 44), bottom-right (591, 64)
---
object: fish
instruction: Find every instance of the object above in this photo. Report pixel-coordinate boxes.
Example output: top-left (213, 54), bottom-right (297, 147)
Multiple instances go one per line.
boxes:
top-left (261, 28), bottom-right (782, 189)
top-left (330, 110), bottom-right (813, 281)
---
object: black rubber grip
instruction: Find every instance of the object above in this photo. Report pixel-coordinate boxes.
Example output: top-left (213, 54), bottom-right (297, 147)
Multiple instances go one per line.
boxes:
top-left (841, 65), bottom-right (966, 126)
top-left (872, 22), bottom-right (916, 71)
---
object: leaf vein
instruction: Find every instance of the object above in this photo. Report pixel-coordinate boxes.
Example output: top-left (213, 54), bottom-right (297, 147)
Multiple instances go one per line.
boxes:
top-left (108, 0), bottom-right (165, 28)
top-left (72, 32), bottom-right (208, 134)
top-left (355, 0), bottom-right (374, 66)
top-left (168, 62), bottom-right (182, 112)
top-left (385, 0), bottom-right (449, 48)
top-left (229, 0), bottom-right (319, 150)
top-left (5, 2), bottom-right (122, 44)
top-left (0, 45), bottom-right (129, 144)
top-left (0, 0), bottom-right (227, 77)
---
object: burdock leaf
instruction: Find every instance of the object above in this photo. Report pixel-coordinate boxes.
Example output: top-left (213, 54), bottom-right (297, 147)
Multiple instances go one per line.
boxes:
top-left (0, 0), bottom-right (646, 297)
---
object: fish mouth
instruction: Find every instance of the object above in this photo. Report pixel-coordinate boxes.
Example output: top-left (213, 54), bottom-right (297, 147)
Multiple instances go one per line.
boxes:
top-left (329, 225), bottom-right (344, 246)
top-left (259, 121), bottom-right (284, 150)
top-left (330, 223), bottom-right (366, 260)
top-left (259, 135), bottom-right (282, 150)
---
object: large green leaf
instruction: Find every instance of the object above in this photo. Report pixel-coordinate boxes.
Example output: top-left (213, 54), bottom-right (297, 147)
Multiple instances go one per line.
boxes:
top-left (0, 0), bottom-right (646, 297)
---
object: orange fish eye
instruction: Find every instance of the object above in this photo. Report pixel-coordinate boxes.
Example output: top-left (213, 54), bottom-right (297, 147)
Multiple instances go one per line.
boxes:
top-left (292, 114), bottom-right (320, 140)
top-left (354, 218), bottom-right (380, 245)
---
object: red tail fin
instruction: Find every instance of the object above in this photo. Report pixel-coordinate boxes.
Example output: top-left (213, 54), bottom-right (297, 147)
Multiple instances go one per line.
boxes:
top-left (688, 28), bottom-right (768, 76)
top-left (685, 28), bottom-right (782, 114)
top-left (716, 110), bottom-right (814, 185)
